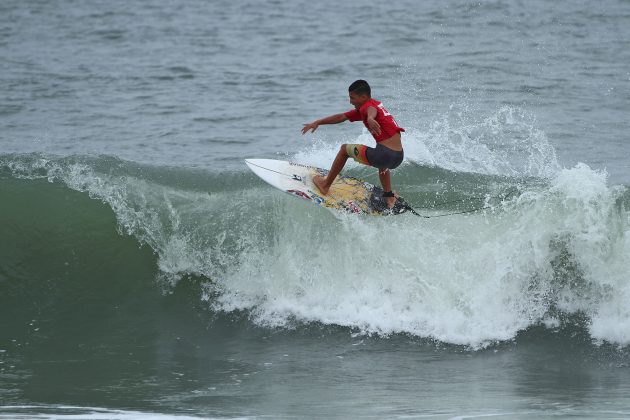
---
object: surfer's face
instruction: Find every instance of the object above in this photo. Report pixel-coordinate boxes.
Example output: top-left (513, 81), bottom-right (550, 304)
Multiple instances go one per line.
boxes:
top-left (349, 92), bottom-right (369, 109)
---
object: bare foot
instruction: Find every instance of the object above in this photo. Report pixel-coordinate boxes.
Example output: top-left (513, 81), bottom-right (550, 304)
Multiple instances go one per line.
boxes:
top-left (312, 175), bottom-right (330, 195)
top-left (386, 192), bottom-right (399, 209)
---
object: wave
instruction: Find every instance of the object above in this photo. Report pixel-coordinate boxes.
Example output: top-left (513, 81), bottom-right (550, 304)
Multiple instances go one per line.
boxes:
top-left (2, 151), bottom-right (629, 349)
top-left (1, 106), bottom-right (629, 349)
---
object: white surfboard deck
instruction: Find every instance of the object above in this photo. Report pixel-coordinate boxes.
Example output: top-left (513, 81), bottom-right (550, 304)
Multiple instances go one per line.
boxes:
top-left (245, 159), bottom-right (409, 216)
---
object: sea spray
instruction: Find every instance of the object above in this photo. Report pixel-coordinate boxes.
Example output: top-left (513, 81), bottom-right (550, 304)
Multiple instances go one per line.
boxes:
top-left (294, 106), bottom-right (560, 179)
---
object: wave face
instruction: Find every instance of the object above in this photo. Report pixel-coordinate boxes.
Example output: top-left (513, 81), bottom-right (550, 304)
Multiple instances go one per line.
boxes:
top-left (1, 109), bottom-right (629, 349)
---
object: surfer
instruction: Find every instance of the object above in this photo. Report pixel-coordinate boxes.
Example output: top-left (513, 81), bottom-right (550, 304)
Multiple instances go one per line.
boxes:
top-left (301, 80), bottom-right (405, 209)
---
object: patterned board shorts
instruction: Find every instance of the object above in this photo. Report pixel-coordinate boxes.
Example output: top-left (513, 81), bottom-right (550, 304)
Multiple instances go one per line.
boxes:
top-left (345, 143), bottom-right (404, 170)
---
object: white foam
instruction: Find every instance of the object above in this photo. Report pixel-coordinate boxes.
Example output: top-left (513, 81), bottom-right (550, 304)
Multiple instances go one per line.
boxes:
top-left (208, 163), bottom-right (630, 348)
top-left (0, 405), bottom-right (237, 420)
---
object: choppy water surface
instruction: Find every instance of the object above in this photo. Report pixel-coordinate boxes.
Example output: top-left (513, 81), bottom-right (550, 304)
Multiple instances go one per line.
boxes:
top-left (2, 0), bottom-right (630, 418)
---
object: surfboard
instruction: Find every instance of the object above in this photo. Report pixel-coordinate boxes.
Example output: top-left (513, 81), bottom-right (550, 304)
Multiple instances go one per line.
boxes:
top-left (245, 159), bottom-right (410, 215)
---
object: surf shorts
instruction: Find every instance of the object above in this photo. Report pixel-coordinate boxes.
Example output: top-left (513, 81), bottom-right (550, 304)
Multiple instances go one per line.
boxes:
top-left (345, 143), bottom-right (404, 170)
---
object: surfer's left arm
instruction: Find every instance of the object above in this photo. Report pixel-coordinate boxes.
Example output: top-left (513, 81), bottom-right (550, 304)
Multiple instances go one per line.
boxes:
top-left (301, 113), bottom-right (348, 134)
top-left (365, 106), bottom-right (381, 136)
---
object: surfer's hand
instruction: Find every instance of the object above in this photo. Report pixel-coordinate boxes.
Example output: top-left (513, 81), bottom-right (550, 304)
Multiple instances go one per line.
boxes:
top-left (367, 117), bottom-right (381, 136)
top-left (302, 122), bottom-right (318, 135)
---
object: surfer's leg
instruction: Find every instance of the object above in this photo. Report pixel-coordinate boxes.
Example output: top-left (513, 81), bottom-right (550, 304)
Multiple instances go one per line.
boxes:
top-left (378, 168), bottom-right (392, 191)
top-left (378, 169), bottom-right (397, 208)
top-left (313, 144), bottom-right (350, 195)
top-left (367, 144), bottom-right (404, 208)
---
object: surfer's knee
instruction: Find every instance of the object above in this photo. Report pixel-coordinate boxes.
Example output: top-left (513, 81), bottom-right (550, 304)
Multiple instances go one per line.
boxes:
top-left (341, 144), bottom-right (350, 156)
top-left (339, 144), bottom-right (350, 157)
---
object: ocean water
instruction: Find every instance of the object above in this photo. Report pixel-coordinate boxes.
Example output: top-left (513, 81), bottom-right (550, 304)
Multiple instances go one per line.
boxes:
top-left (2, 0), bottom-right (630, 418)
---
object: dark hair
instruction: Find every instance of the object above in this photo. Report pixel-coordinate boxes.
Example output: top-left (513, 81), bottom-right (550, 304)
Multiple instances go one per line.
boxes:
top-left (348, 80), bottom-right (371, 97)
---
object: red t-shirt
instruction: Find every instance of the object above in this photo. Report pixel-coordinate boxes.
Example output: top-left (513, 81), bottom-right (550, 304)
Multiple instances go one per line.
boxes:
top-left (343, 99), bottom-right (405, 142)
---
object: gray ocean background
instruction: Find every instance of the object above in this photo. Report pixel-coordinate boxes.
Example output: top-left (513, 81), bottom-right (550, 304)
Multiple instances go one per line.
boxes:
top-left (2, 0), bottom-right (630, 419)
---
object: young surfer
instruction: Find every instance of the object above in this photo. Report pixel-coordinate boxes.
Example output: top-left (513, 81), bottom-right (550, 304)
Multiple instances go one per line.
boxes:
top-left (301, 80), bottom-right (405, 208)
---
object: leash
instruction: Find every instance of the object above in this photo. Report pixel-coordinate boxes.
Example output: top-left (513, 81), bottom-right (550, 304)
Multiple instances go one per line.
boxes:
top-left (402, 188), bottom-right (519, 218)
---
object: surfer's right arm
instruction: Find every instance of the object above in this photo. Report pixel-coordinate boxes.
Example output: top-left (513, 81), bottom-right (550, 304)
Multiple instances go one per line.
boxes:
top-left (301, 113), bottom-right (349, 134)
